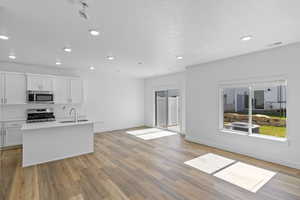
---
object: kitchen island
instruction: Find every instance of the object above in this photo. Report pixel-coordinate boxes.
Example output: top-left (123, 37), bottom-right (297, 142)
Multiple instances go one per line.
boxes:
top-left (21, 120), bottom-right (94, 167)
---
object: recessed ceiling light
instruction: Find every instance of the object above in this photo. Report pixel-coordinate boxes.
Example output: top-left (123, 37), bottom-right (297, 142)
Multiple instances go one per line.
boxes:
top-left (240, 35), bottom-right (253, 41)
top-left (63, 47), bottom-right (72, 52)
top-left (89, 66), bottom-right (95, 70)
top-left (89, 29), bottom-right (100, 36)
top-left (107, 56), bottom-right (115, 60)
top-left (0, 35), bottom-right (9, 40)
top-left (176, 56), bottom-right (183, 60)
top-left (9, 55), bottom-right (16, 60)
top-left (56, 61), bottom-right (62, 65)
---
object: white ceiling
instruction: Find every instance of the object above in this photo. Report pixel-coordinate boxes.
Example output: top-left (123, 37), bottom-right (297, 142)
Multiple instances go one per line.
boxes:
top-left (1, 0), bottom-right (300, 78)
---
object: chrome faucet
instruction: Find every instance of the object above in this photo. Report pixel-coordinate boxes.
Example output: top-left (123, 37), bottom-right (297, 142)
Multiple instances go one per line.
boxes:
top-left (69, 107), bottom-right (78, 122)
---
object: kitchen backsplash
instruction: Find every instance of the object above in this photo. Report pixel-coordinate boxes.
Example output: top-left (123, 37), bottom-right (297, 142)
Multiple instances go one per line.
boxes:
top-left (1, 104), bottom-right (86, 122)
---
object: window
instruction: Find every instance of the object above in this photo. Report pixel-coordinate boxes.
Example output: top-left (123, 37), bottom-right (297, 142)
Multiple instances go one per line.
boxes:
top-left (220, 80), bottom-right (287, 139)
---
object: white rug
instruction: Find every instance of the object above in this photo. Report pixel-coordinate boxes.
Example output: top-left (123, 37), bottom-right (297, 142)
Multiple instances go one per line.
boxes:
top-left (184, 153), bottom-right (235, 174)
top-left (214, 162), bottom-right (276, 193)
top-left (126, 128), bottom-right (161, 136)
top-left (135, 131), bottom-right (177, 140)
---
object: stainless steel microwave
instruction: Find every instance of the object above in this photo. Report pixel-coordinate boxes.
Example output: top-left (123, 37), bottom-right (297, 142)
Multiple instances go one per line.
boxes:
top-left (27, 91), bottom-right (54, 103)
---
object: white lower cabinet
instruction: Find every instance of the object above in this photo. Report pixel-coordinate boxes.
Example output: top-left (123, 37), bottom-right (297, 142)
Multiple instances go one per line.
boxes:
top-left (1, 122), bottom-right (23, 148)
top-left (0, 125), bottom-right (4, 148)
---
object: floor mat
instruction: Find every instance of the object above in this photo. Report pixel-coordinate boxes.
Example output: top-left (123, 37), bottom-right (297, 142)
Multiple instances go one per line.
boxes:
top-left (184, 153), bottom-right (235, 174)
top-left (126, 128), bottom-right (161, 136)
top-left (214, 162), bottom-right (276, 192)
top-left (135, 131), bottom-right (177, 140)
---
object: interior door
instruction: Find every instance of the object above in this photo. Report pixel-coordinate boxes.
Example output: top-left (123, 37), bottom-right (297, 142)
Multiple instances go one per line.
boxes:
top-left (167, 89), bottom-right (180, 132)
top-left (155, 91), bottom-right (168, 129)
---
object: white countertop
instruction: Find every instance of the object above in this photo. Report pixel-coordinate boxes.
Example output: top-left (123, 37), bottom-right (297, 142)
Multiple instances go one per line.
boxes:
top-left (21, 120), bottom-right (94, 131)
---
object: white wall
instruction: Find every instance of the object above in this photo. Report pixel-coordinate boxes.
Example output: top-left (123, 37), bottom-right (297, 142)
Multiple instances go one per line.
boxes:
top-left (144, 72), bottom-right (186, 134)
top-left (82, 71), bottom-right (144, 133)
top-left (186, 43), bottom-right (300, 169)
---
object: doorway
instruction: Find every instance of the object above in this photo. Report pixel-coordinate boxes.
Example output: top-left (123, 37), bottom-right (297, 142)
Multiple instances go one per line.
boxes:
top-left (155, 89), bottom-right (180, 133)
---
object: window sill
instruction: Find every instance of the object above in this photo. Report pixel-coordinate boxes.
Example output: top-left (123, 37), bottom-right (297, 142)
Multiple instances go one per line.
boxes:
top-left (219, 129), bottom-right (248, 136)
top-left (249, 134), bottom-right (288, 143)
top-left (219, 129), bottom-right (289, 144)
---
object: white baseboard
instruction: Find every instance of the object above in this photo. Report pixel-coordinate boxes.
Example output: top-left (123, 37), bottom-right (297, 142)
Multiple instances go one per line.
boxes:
top-left (94, 124), bottom-right (145, 134)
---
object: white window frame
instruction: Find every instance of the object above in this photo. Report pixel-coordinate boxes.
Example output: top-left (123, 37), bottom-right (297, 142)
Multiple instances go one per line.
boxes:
top-left (219, 80), bottom-right (288, 142)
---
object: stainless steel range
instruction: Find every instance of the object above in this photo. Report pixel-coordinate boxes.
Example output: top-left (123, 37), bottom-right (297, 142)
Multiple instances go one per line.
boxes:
top-left (26, 108), bottom-right (55, 123)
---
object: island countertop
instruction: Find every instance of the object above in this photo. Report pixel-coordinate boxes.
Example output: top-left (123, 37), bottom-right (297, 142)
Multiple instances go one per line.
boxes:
top-left (21, 120), bottom-right (94, 131)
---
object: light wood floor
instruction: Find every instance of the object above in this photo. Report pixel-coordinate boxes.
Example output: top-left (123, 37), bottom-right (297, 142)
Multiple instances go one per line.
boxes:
top-left (1, 128), bottom-right (300, 200)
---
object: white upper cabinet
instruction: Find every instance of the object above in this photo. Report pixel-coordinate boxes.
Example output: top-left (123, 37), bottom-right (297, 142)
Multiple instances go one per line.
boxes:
top-left (0, 72), bottom-right (26, 105)
top-left (4, 72), bottom-right (26, 104)
top-left (70, 78), bottom-right (83, 104)
top-left (0, 72), bottom-right (83, 105)
top-left (27, 75), bottom-right (43, 91)
top-left (43, 77), bottom-right (53, 91)
top-left (54, 77), bottom-right (69, 104)
top-left (54, 77), bottom-right (83, 104)
top-left (27, 74), bottom-right (53, 91)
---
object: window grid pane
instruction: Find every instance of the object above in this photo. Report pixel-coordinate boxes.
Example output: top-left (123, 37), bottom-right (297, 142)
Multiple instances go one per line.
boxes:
top-left (251, 84), bottom-right (287, 138)
top-left (223, 87), bottom-right (250, 134)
